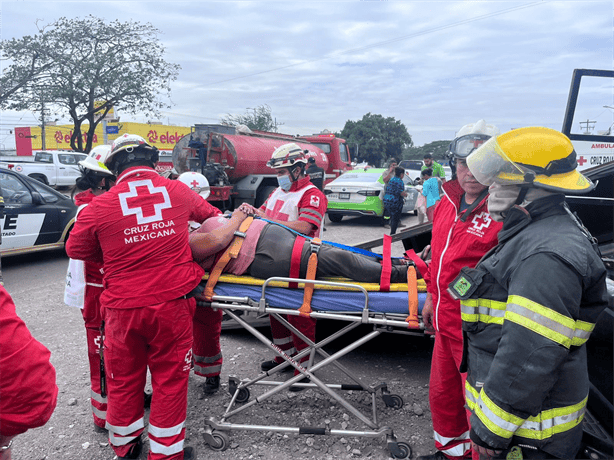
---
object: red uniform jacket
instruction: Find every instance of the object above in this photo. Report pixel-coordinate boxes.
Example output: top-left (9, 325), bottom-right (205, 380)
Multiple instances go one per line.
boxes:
top-left (66, 167), bottom-right (221, 309)
top-left (425, 180), bottom-right (502, 338)
top-left (0, 286), bottom-right (58, 436)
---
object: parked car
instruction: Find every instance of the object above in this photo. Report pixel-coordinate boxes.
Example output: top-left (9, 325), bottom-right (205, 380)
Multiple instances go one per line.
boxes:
top-left (0, 150), bottom-right (87, 187)
top-left (0, 167), bottom-right (77, 256)
top-left (398, 160), bottom-right (423, 184)
top-left (325, 168), bottom-right (419, 222)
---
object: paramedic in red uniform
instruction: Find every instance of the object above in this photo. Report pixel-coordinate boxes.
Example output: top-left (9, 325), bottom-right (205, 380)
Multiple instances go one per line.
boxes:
top-left (66, 134), bottom-right (221, 460)
top-left (64, 145), bottom-right (115, 432)
top-left (176, 171), bottom-right (226, 397)
top-left (416, 121), bottom-right (502, 460)
top-left (0, 286), bottom-right (58, 460)
top-left (243, 143), bottom-right (327, 383)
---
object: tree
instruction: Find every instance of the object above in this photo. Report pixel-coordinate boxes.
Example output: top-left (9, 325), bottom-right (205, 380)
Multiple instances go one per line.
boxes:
top-left (403, 140), bottom-right (451, 162)
top-left (340, 113), bottom-right (412, 167)
top-left (220, 104), bottom-right (282, 132)
top-left (0, 16), bottom-right (180, 153)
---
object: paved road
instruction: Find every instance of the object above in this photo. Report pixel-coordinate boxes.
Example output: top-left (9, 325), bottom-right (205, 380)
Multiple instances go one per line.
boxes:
top-left (1, 212), bottom-right (434, 459)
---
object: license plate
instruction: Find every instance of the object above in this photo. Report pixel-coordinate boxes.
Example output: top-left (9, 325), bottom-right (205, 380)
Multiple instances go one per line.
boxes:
top-left (327, 193), bottom-right (339, 200)
top-left (339, 192), bottom-right (351, 199)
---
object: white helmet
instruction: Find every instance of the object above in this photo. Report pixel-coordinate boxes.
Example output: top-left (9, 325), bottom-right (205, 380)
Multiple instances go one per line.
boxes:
top-left (178, 171), bottom-right (210, 200)
top-left (106, 133), bottom-right (158, 172)
top-left (449, 120), bottom-right (500, 160)
top-left (266, 143), bottom-right (307, 169)
top-left (78, 145), bottom-right (113, 175)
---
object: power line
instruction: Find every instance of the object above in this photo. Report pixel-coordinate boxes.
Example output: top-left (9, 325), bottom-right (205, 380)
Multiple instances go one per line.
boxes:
top-left (199, 1), bottom-right (548, 88)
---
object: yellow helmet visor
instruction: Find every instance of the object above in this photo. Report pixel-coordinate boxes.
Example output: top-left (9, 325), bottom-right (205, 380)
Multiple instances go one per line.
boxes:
top-left (466, 137), bottom-right (530, 186)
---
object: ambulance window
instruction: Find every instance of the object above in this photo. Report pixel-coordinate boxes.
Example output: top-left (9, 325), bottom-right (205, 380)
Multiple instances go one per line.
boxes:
top-left (0, 173), bottom-right (32, 204)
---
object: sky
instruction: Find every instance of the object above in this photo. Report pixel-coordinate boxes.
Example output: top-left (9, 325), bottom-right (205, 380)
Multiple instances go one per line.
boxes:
top-left (1, 0), bottom-right (613, 151)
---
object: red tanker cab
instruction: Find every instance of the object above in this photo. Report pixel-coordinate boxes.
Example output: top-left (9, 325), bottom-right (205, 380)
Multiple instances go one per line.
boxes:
top-left (299, 131), bottom-right (352, 184)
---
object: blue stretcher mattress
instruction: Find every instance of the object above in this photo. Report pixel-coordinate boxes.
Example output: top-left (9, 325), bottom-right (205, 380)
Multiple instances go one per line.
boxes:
top-left (211, 282), bottom-right (426, 316)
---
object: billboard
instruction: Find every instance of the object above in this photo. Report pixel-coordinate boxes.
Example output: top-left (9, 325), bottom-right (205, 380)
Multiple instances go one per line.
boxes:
top-left (14, 122), bottom-right (192, 155)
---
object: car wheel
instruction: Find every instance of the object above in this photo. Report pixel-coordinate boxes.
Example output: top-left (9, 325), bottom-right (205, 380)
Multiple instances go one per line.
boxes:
top-left (29, 174), bottom-right (49, 185)
top-left (328, 213), bottom-right (343, 223)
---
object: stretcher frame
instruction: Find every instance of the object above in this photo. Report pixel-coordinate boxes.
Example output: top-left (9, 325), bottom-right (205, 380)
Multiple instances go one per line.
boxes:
top-left (198, 276), bottom-right (425, 459)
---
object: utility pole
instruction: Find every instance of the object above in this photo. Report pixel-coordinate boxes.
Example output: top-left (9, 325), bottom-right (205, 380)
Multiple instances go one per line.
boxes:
top-left (40, 93), bottom-right (46, 150)
top-left (579, 119), bottom-right (596, 135)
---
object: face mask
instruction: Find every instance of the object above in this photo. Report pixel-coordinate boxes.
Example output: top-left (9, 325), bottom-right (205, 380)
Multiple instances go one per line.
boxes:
top-left (277, 174), bottom-right (293, 191)
top-left (487, 183), bottom-right (521, 222)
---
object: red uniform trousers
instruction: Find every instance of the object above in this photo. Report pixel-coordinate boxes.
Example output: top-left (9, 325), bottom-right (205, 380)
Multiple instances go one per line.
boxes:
top-left (104, 298), bottom-right (195, 460)
top-left (429, 333), bottom-right (472, 459)
top-left (269, 314), bottom-right (316, 375)
top-left (82, 283), bottom-right (106, 429)
top-left (192, 306), bottom-right (223, 378)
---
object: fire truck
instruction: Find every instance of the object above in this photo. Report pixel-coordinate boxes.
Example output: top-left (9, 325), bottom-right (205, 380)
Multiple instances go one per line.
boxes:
top-left (172, 124), bottom-right (352, 209)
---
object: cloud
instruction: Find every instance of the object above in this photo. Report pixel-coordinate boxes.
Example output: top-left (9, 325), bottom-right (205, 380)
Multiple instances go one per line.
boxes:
top-left (1, 1), bottom-right (612, 148)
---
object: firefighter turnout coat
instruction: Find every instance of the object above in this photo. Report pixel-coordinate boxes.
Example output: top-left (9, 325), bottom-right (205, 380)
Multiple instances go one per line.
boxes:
top-left (454, 195), bottom-right (608, 458)
top-left (424, 179), bottom-right (502, 459)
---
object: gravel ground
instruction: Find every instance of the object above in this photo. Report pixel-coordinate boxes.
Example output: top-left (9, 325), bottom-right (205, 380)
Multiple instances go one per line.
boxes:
top-left (5, 213), bottom-right (439, 460)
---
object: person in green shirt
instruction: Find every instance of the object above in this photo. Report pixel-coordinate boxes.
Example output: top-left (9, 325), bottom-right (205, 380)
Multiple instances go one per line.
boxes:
top-left (422, 153), bottom-right (446, 182)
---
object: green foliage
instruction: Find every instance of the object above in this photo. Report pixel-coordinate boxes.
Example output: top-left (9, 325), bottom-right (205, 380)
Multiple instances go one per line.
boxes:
top-left (403, 140), bottom-right (451, 162)
top-left (0, 15), bottom-right (180, 152)
top-left (220, 104), bottom-right (282, 132)
top-left (340, 113), bottom-right (412, 167)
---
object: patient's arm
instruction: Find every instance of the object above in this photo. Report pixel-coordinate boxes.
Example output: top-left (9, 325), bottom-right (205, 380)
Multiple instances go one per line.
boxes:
top-left (189, 209), bottom-right (248, 260)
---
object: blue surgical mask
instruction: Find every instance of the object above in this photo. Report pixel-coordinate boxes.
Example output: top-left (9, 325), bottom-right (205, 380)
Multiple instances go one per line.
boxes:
top-left (277, 174), bottom-right (293, 191)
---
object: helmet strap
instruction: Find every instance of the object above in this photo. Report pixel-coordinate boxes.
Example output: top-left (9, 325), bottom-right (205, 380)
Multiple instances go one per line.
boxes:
top-left (515, 185), bottom-right (530, 206)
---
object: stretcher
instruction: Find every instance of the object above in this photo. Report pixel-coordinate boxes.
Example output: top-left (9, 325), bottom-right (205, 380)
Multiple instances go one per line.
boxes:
top-left (195, 271), bottom-right (427, 459)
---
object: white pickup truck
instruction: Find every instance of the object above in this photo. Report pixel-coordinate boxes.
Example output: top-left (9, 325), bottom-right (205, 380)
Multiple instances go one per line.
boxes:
top-left (0, 151), bottom-right (87, 187)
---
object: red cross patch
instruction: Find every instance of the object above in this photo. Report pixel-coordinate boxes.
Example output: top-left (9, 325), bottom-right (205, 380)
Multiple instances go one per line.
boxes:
top-left (310, 195), bottom-right (320, 207)
top-left (119, 179), bottom-right (172, 225)
top-left (471, 212), bottom-right (492, 232)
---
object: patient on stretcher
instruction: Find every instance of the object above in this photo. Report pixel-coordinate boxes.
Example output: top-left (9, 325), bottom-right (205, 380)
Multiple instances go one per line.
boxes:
top-left (189, 214), bottom-right (411, 284)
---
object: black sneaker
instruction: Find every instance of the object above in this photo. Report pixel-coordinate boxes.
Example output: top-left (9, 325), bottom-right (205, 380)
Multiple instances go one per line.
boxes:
top-left (203, 376), bottom-right (220, 395)
top-left (118, 436), bottom-right (143, 459)
top-left (260, 359), bottom-right (292, 373)
top-left (183, 446), bottom-right (197, 460)
top-left (289, 376), bottom-right (310, 392)
top-left (93, 423), bottom-right (107, 434)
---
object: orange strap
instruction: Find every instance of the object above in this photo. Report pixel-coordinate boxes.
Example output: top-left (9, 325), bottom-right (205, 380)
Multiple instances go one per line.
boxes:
top-left (405, 266), bottom-right (420, 329)
top-left (298, 238), bottom-right (321, 317)
top-left (203, 216), bottom-right (254, 301)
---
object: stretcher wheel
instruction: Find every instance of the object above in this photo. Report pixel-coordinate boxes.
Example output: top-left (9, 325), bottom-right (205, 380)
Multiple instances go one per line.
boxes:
top-left (384, 394), bottom-right (404, 409)
top-left (235, 387), bottom-right (250, 403)
top-left (390, 441), bottom-right (412, 459)
top-left (207, 430), bottom-right (230, 451)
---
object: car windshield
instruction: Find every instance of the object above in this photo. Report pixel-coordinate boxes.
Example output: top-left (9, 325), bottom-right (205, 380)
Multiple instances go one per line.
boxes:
top-left (399, 160), bottom-right (423, 170)
top-left (333, 172), bottom-right (382, 183)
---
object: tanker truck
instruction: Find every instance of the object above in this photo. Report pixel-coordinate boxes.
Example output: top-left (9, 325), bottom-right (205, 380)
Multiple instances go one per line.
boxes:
top-left (172, 124), bottom-right (352, 209)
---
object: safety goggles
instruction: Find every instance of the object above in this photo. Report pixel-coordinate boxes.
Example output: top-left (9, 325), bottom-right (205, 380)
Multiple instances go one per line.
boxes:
top-left (449, 134), bottom-right (492, 159)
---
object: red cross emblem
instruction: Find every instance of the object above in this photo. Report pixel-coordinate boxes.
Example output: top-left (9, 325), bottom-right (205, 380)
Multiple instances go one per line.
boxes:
top-left (190, 179), bottom-right (199, 188)
top-left (119, 179), bottom-right (172, 224)
top-left (266, 199), bottom-right (290, 221)
top-left (577, 156), bottom-right (587, 167)
top-left (471, 212), bottom-right (492, 232)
